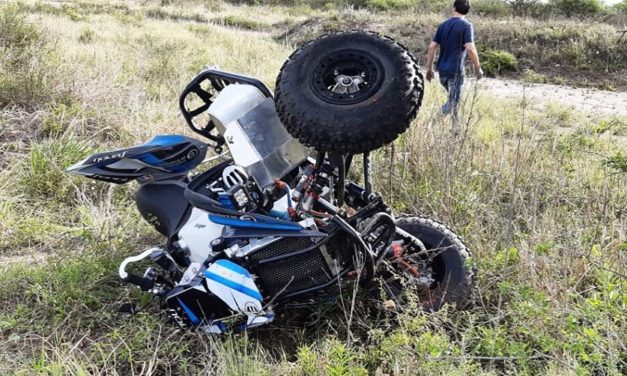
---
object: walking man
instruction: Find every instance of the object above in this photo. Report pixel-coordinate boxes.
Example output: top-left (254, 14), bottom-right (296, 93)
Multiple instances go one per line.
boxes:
top-left (426, 0), bottom-right (483, 117)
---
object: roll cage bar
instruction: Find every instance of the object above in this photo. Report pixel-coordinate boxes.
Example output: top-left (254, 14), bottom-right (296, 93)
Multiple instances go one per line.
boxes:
top-left (178, 69), bottom-right (273, 152)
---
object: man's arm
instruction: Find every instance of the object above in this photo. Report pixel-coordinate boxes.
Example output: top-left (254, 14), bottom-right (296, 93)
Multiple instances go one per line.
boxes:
top-left (465, 42), bottom-right (483, 79)
top-left (426, 41), bottom-right (438, 82)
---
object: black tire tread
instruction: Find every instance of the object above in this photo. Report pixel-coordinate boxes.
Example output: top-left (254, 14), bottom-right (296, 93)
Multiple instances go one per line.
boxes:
top-left (275, 31), bottom-right (424, 154)
top-left (395, 215), bottom-right (476, 310)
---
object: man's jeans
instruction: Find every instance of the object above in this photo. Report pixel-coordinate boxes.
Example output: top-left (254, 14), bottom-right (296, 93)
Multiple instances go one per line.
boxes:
top-left (439, 72), bottom-right (464, 116)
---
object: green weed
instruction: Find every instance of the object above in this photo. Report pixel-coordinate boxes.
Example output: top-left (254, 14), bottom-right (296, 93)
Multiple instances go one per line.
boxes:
top-left (602, 151), bottom-right (627, 173)
top-left (297, 345), bottom-right (320, 376)
top-left (61, 5), bottom-right (87, 21)
top-left (78, 27), bottom-right (95, 43)
top-left (480, 49), bottom-right (518, 76)
top-left (0, 4), bottom-right (59, 108)
top-left (42, 101), bottom-right (83, 136)
top-left (522, 69), bottom-right (548, 84)
top-left (114, 11), bottom-right (144, 27)
top-left (215, 15), bottom-right (270, 30)
top-left (145, 7), bottom-right (208, 23)
top-left (550, 0), bottom-right (603, 18)
top-left (18, 137), bottom-right (92, 204)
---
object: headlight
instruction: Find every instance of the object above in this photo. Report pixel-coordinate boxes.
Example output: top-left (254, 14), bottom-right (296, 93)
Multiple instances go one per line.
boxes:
top-left (232, 188), bottom-right (249, 208)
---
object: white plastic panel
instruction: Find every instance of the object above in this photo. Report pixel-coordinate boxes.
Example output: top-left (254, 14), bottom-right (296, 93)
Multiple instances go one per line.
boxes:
top-left (177, 208), bottom-right (224, 263)
top-left (208, 84), bottom-right (267, 135)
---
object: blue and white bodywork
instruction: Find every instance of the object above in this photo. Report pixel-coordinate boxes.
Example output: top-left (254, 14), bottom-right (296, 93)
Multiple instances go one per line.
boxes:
top-left (67, 135), bottom-right (208, 184)
top-left (202, 260), bottom-right (273, 333)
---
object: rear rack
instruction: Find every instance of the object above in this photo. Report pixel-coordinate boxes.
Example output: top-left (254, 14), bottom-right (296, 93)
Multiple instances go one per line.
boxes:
top-left (179, 69), bottom-right (273, 152)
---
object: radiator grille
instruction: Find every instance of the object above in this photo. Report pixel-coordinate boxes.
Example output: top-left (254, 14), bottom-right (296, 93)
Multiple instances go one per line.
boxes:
top-left (250, 237), bottom-right (332, 296)
top-left (248, 237), bottom-right (313, 261)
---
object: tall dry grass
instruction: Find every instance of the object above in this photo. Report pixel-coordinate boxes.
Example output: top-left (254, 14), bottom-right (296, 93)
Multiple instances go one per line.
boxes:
top-left (0, 1), bottom-right (625, 375)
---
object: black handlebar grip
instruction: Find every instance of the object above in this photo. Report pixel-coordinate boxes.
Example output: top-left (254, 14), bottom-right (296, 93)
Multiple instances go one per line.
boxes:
top-left (123, 273), bottom-right (154, 291)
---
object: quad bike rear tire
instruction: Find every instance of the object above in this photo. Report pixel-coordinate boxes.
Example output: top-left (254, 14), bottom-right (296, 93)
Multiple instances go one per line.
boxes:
top-left (275, 31), bottom-right (424, 154)
top-left (394, 216), bottom-right (475, 311)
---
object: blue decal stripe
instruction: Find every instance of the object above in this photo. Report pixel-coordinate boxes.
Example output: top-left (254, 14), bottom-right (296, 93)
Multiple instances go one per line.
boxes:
top-left (218, 194), bottom-right (235, 209)
top-left (177, 298), bottom-right (201, 325)
top-left (208, 215), bottom-right (302, 231)
top-left (204, 271), bottom-right (263, 301)
top-left (215, 260), bottom-right (251, 278)
top-left (138, 153), bottom-right (164, 166)
top-left (144, 135), bottom-right (185, 146)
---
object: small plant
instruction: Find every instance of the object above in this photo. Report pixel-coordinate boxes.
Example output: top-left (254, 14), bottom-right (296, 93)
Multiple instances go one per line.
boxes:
top-left (534, 242), bottom-right (552, 255)
top-left (216, 15), bottom-right (270, 30)
top-left (523, 69), bottom-right (547, 84)
top-left (545, 101), bottom-right (574, 126)
top-left (474, 0), bottom-right (512, 17)
top-left (365, 0), bottom-right (401, 11)
top-left (505, 0), bottom-right (541, 16)
top-left (42, 101), bottom-right (82, 136)
top-left (480, 49), bottom-right (518, 76)
top-left (297, 346), bottom-right (319, 376)
top-left (114, 12), bottom-right (144, 26)
top-left (78, 27), bottom-right (95, 44)
top-left (324, 340), bottom-right (367, 376)
top-left (0, 4), bottom-right (59, 108)
top-left (365, 0), bottom-right (427, 11)
top-left (61, 5), bottom-right (86, 21)
top-left (145, 7), bottom-right (207, 23)
top-left (602, 151), bottom-right (627, 173)
top-left (19, 137), bottom-right (92, 203)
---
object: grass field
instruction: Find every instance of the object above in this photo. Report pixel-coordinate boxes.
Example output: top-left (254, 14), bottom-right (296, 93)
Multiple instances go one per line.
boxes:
top-left (0, 1), bottom-right (626, 375)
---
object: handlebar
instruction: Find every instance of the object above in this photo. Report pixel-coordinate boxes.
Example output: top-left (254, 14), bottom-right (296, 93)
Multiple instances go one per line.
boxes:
top-left (123, 273), bottom-right (154, 291)
top-left (119, 248), bottom-right (162, 291)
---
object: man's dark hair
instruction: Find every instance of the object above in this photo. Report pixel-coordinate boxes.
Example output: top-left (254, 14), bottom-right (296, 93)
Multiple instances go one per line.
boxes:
top-left (454, 0), bottom-right (471, 15)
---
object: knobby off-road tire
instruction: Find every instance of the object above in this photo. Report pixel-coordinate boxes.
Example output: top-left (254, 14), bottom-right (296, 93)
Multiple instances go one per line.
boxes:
top-left (395, 216), bottom-right (475, 311)
top-left (275, 31), bottom-right (424, 154)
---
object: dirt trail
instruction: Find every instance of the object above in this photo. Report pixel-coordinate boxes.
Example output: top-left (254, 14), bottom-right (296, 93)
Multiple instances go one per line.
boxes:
top-left (475, 78), bottom-right (627, 117)
top-left (0, 253), bottom-right (48, 268)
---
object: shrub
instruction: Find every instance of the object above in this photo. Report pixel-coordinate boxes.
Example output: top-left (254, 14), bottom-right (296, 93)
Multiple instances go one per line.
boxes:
top-left (42, 101), bottom-right (83, 136)
top-left (505, 0), bottom-right (541, 16)
top-left (61, 5), bottom-right (86, 21)
top-left (145, 7), bottom-right (207, 22)
top-left (216, 15), bottom-right (270, 30)
top-left (362, 0), bottom-right (451, 11)
top-left (522, 69), bottom-right (548, 84)
top-left (19, 137), bottom-right (93, 203)
top-left (113, 12), bottom-right (144, 26)
top-left (602, 151), bottom-right (627, 173)
top-left (78, 27), bottom-right (95, 44)
top-left (364, 0), bottom-right (419, 11)
top-left (480, 49), bottom-right (518, 76)
top-left (474, 0), bottom-right (512, 17)
top-left (616, 0), bottom-right (627, 13)
top-left (549, 0), bottom-right (603, 18)
top-left (0, 4), bottom-right (58, 108)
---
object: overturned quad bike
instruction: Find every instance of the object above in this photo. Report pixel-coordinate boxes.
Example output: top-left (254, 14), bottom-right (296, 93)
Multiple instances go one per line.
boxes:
top-left (68, 32), bottom-right (474, 333)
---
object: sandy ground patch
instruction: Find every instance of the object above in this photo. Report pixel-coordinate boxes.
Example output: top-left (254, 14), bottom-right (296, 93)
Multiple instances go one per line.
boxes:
top-left (477, 78), bottom-right (627, 116)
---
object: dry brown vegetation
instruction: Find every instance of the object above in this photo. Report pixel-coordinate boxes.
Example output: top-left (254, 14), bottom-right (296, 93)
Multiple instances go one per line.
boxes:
top-left (0, 1), bottom-right (626, 375)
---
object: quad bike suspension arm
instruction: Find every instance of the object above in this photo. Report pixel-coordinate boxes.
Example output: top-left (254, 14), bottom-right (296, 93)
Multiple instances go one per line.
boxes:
top-left (394, 226), bottom-right (427, 254)
top-left (332, 215), bottom-right (375, 281)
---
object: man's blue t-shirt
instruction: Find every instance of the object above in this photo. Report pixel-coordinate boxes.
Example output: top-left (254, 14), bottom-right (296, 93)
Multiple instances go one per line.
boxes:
top-left (433, 17), bottom-right (474, 74)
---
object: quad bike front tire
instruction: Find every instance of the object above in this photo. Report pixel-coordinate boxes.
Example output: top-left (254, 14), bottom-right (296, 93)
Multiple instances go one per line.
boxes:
top-left (393, 216), bottom-right (475, 311)
top-left (275, 31), bottom-right (424, 154)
